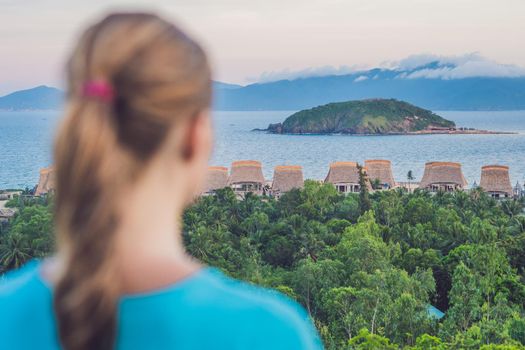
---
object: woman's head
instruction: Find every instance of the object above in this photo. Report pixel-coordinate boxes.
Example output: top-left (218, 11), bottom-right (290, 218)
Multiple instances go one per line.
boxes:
top-left (53, 13), bottom-right (212, 350)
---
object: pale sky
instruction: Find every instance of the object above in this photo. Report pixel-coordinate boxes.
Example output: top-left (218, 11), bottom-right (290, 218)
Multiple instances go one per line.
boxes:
top-left (1, 0), bottom-right (524, 95)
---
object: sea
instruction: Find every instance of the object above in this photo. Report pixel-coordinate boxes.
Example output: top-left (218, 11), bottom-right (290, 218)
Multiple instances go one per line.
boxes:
top-left (1, 110), bottom-right (525, 189)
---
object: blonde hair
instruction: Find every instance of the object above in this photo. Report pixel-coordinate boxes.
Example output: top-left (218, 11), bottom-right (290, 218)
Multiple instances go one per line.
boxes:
top-left (53, 13), bottom-right (211, 350)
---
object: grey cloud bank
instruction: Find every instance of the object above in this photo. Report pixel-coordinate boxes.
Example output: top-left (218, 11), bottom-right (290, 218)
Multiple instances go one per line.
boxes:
top-left (398, 54), bottom-right (525, 80)
top-left (250, 54), bottom-right (525, 83)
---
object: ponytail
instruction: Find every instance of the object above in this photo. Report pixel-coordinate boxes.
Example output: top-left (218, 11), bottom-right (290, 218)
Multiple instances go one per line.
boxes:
top-left (54, 100), bottom-right (129, 349)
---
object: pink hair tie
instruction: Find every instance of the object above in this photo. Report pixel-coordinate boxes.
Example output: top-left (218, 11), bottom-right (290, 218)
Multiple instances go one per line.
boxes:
top-left (82, 80), bottom-right (115, 103)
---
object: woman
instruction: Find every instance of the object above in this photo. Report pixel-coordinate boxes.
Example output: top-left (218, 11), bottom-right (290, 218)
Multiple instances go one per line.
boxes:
top-left (0, 13), bottom-right (322, 350)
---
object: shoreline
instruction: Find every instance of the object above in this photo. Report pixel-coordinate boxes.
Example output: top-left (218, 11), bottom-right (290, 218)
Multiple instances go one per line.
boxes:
top-left (405, 129), bottom-right (516, 135)
top-left (255, 129), bottom-right (518, 136)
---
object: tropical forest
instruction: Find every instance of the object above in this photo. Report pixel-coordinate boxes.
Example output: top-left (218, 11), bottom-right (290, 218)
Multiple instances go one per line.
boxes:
top-left (1, 181), bottom-right (525, 349)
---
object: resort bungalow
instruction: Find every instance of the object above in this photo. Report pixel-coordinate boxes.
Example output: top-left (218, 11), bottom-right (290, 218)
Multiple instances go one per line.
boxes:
top-left (202, 166), bottom-right (229, 195)
top-left (271, 165), bottom-right (304, 198)
top-left (35, 167), bottom-right (56, 196)
top-left (0, 190), bottom-right (22, 201)
top-left (0, 208), bottom-right (16, 223)
top-left (228, 160), bottom-right (265, 196)
top-left (364, 159), bottom-right (397, 190)
top-left (397, 181), bottom-right (420, 193)
top-left (419, 162), bottom-right (467, 192)
top-left (325, 161), bottom-right (370, 193)
top-left (479, 165), bottom-right (513, 199)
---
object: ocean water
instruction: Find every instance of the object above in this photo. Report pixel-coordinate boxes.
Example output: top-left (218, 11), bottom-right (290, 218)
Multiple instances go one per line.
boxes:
top-left (2, 110), bottom-right (525, 189)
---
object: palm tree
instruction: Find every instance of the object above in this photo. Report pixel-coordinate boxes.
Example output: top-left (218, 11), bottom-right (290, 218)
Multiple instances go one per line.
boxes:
top-left (407, 170), bottom-right (415, 192)
top-left (371, 178), bottom-right (382, 190)
top-left (501, 199), bottom-right (523, 218)
top-left (0, 233), bottom-right (32, 271)
top-left (509, 215), bottom-right (525, 236)
top-left (357, 164), bottom-right (371, 214)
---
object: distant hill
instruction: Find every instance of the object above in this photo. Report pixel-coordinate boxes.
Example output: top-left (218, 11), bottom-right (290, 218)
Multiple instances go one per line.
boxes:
top-left (267, 99), bottom-right (455, 134)
top-left (215, 64), bottom-right (525, 111)
top-left (0, 82), bottom-right (240, 111)
top-left (0, 85), bottom-right (63, 111)
top-left (4, 68), bottom-right (525, 112)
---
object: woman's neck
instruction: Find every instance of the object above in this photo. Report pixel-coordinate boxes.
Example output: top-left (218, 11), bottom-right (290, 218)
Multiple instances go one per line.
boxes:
top-left (112, 171), bottom-right (201, 294)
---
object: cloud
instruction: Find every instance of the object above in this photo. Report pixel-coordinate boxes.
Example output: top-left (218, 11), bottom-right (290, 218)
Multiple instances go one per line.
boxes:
top-left (248, 53), bottom-right (525, 83)
top-left (392, 53), bottom-right (525, 79)
top-left (392, 53), bottom-right (478, 70)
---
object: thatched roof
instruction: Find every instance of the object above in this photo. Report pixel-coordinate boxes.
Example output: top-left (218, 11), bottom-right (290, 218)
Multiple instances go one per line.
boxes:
top-left (479, 165), bottom-right (513, 195)
top-left (365, 159), bottom-right (396, 187)
top-left (203, 166), bottom-right (228, 193)
top-left (272, 165), bottom-right (304, 193)
top-left (419, 162), bottom-right (467, 188)
top-left (35, 167), bottom-right (55, 196)
top-left (228, 160), bottom-right (265, 184)
top-left (325, 162), bottom-right (360, 184)
top-left (0, 208), bottom-right (16, 218)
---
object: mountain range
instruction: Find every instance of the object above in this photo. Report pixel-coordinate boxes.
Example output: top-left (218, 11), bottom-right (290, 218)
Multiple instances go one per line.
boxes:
top-left (215, 61), bottom-right (525, 111)
top-left (2, 61), bottom-right (525, 111)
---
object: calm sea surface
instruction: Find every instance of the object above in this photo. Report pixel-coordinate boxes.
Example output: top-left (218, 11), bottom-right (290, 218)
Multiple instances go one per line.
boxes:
top-left (1, 110), bottom-right (525, 189)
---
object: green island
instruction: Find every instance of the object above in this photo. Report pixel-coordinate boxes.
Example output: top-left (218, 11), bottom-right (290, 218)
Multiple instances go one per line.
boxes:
top-left (266, 99), bottom-right (507, 135)
top-left (2, 183), bottom-right (525, 349)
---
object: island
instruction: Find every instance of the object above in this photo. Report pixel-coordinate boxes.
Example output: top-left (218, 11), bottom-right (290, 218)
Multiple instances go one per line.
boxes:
top-left (265, 99), bottom-right (513, 135)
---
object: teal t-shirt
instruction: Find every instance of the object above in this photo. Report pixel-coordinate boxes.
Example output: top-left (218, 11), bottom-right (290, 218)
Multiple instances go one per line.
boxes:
top-left (0, 260), bottom-right (323, 349)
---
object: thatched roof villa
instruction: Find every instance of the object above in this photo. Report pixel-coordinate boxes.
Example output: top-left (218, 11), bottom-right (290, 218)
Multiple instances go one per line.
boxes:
top-left (0, 208), bottom-right (16, 223)
top-left (365, 159), bottom-right (397, 190)
top-left (35, 167), bottom-right (55, 196)
top-left (202, 166), bottom-right (229, 195)
top-left (479, 165), bottom-right (513, 198)
top-left (228, 160), bottom-right (265, 196)
top-left (397, 181), bottom-right (420, 193)
top-left (192, 160), bottom-right (522, 198)
top-left (271, 165), bottom-right (304, 197)
top-left (0, 190), bottom-right (22, 201)
top-left (325, 161), bottom-right (370, 193)
top-left (419, 162), bottom-right (467, 192)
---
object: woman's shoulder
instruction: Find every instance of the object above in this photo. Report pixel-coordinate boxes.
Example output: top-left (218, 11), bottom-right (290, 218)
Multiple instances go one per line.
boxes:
top-left (0, 260), bottom-right (54, 338)
top-left (0, 260), bottom-right (51, 319)
top-left (185, 268), bottom-right (323, 349)
top-left (0, 260), bottom-right (46, 298)
top-left (123, 267), bottom-right (323, 349)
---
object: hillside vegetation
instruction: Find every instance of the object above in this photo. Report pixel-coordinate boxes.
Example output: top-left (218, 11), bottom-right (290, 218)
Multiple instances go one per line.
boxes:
top-left (268, 99), bottom-right (455, 134)
top-left (2, 184), bottom-right (525, 349)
